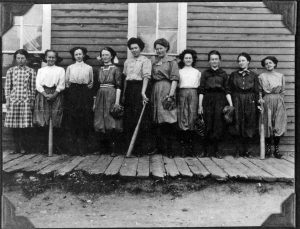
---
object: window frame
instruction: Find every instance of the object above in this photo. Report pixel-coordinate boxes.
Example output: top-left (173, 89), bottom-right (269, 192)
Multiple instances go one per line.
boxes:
top-left (2, 4), bottom-right (51, 54)
top-left (127, 2), bottom-right (187, 57)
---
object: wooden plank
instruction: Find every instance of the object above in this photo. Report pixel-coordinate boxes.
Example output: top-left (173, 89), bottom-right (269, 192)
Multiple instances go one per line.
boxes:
top-left (3, 154), bottom-right (36, 171)
top-left (224, 156), bottom-right (261, 180)
top-left (52, 18), bottom-right (127, 24)
top-left (185, 157), bottom-right (210, 178)
top-left (38, 156), bottom-right (72, 175)
top-left (104, 155), bottom-right (124, 176)
top-left (263, 158), bottom-right (294, 178)
top-left (52, 24), bottom-right (128, 31)
top-left (188, 20), bottom-right (285, 28)
top-left (188, 13), bottom-right (282, 21)
top-left (52, 3), bottom-right (128, 11)
top-left (3, 153), bottom-right (23, 164)
top-left (211, 158), bottom-right (246, 179)
top-left (52, 31), bottom-right (127, 38)
top-left (163, 156), bottom-right (180, 177)
top-left (247, 158), bottom-right (292, 181)
top-left (173, 157), bottom-right (193, 177)
top-left (188, 2), bottom-right (266, 7)
top-left (56, 156), bottom-right (86, 176)
top-left (23, 155), bottom-right (63, 172)
top-left (188, 6), bottom-right (272, 14)
top-left (87, 154), bottom-right (114, 175)
top-left (270, 157), bottom-right (294, 169)
top-left (2, 150), bottom-right (14, 159)
top-left (187, 27), bottom-right (291, 34)
top-left (236, 157), bottom-right (276, 182)
top-left (119, 157), bottom-right (139, 177)
top-left (51, 44), bottom-right (126, 53)
top-left (150, 154), bottom-right (166, 178)
top-left (52, 10), bottom-right (128, 17)
top-left (197, 157), bottom-right (228, 181)
top-left (52, 38), bottom-right (127, 45)
top-left (137, 156), bottom-right (150, 178)
top-left (74, 155), bottom-right (99, 171)
top-left (5, 155), bottom-right (45, 173)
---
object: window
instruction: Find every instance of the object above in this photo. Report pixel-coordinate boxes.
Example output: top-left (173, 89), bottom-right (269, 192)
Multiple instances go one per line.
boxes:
top-left (128, 3), bottom-right (187, 55)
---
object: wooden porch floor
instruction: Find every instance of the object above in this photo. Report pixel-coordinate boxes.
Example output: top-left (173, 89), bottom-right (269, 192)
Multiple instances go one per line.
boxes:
top-left (2, 150), bottom-right (294, 182)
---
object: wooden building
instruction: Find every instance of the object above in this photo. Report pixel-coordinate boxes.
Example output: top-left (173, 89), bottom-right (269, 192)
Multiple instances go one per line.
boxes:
top-left (1, 1), bottom-right (296, 154)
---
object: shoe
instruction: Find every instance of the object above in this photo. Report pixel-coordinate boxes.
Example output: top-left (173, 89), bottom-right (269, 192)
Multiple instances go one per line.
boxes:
top-left (211, 152), bottom-right (222, 159)
top-left (273, 145), bottom-right (282, 159)
top-left (243, 151), bottom-right (253, 158)
top-left (266, 143), bottom-right (272, 157)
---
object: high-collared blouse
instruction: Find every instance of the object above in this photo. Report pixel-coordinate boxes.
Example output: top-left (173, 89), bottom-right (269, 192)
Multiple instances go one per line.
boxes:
top-left (65, 61), bottom-right (93, 88)
top-left (179, 67), bottom-right (201, 89)
top-left (258, 72), bottom-right (285, 95)
top-left (5, 65), bottom-right (36, 101)
top-left (123, 55), bottom-right (151, 81)
top-left (198, 68), bottom-right (230, 95)
top-left (229, 69), bottom-right (259, 94)
top-left (36, 65), bottom-right (65, 93)
top-left (98, 64), bottom-right (122, 89)
top-left (151, 55), bottom-right (180, 81)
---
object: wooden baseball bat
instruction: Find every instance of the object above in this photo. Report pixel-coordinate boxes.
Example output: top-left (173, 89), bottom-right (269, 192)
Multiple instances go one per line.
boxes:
top-left (260, 104), bottom-right (265, 160)
top-left (48, 103), bottom-right (53, 157)
top-left (126, 103), bottom-right (147, 157)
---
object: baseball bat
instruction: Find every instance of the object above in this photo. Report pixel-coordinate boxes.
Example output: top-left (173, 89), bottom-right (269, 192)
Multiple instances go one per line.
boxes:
top-left (260, 103), bottom-right (265, 160)
top-left (126, 102), bottom-right (147, 157)
top-left (48, 103), bottom-right (53, 157)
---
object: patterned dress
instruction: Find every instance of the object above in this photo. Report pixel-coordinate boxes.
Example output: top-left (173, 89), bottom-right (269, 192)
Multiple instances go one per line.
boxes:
top-left (94, 64), bottom-right (123, 133)
top-left (4, 65), bottom-right (36, 128)
top-left (258, 72), bottom-right (287, 137)
top-left (151, 55), bottom-right (180, 124)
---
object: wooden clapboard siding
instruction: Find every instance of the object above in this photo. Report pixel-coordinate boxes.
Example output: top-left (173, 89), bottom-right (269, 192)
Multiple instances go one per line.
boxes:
top-left (187, 2), bottom-right (295, 153)
top-left (51, 3), bottom-right (128, 68)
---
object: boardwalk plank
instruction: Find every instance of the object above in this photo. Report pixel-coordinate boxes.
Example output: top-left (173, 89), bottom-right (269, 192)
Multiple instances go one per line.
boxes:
top-left (211, 157), bottom-right (246, 179)
top-left (271, 157), bottom-right (294, 169)
top-left (247, 158), bottom-right (292, 181)
top-left (119, 157), bottom-right (139, 177)
top-left (263, 158), bottom-right (294, 178)
top-left (3, 154), bottom-right (36, 171)
top-left (236, 157), bottom-right (276, 182)
top-left (23, 155), bottom-right (62, 172)
top-left (56, 156), bottom-right (85, 176)
top-left (74, 155), bottom-right (99, 171)
top-left (174, 157), bottom-right (193, 177)
top-left (2, 150), bottom-right (14, 159)
top-left (3, 153), bottom-right (24, 164)
top-left (282, 155), bottom-right (294, 164)
top-left (137, 156), bottom-right (150, 178)
top-left (224, 156), bottom-right (262, 180)
top-left (5, 155), bottom-right (45, 173)
top-left (163, 156), bottom-right (180, 177)
top-left (185, 157), bottom-right (210, 177)
top-left (150, 154), bottom-right (166, 178)
top-left (88, 154), bottom-right (114, 175)
top-left (198, 157), bottom-right (228, 180)
top-left (38, 156), bottom-right (71, 175)
top-left (104, 156), bottom-right (124, 176)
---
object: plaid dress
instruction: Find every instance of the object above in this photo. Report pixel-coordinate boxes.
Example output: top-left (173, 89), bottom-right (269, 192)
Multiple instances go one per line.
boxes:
top-left (4, 66), bottom-right (36, 128)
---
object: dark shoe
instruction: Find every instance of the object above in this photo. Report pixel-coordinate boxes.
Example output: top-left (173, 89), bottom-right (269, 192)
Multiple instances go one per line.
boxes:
top-left (243, 151), bottom-right (253, 158)
top-left (273, 145), bottom-right (282, 159)
top-left (198, 151), bottom-right (208, 158)
top-left (266, 143), bottom-right (272, 157)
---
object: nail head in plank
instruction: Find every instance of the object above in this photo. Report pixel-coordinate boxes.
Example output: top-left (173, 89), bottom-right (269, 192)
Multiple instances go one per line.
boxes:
top-left (185, 157), bottom-right (210, 178)
top-left (74, 155), bottom-right (100, 171)
top-left (174, 157), bottom-right (193, 177)
top-left (197, 157), bottom-right (228, 181)
top-left (56, 156), bottom-right (85, 176)
top-left (3, 154), bottom-right (36, 171)
top-left (104, 155), bottom-right (124, 176)
top-left (119, 157), bottom-right (139, 177)
top-left (163, 156), bottom-right (180, 177)
top-left (137, 156), bottom-right (150, 178)
top-left (150, 154), bottom-right (166, 178)
top-left (5, 155), bottom-right (45, 173)
top-left (87, 154), bottom-right (114, 175)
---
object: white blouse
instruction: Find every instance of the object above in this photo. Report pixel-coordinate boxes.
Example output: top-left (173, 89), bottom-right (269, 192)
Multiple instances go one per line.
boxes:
top-left (179, 67), bottom-right (201, 88)
top-left (65, 61), bottom-right (93, 88)
top-left (36, 65), bottom-right (65, 93)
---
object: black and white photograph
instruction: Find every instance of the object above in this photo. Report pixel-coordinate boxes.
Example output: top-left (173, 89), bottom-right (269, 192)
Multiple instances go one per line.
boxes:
top-left (1, 0), bottom-right (297, 228)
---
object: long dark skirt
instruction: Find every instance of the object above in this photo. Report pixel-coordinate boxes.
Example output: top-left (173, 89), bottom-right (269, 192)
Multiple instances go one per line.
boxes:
top-left (64, 83), bottom-right (93, 133)
top-left (229, 92), bottom-right (258, 138)
top-left (203, 92), bottom-right (227, 140)
top-left (33, 87), bottom-right (63, 128)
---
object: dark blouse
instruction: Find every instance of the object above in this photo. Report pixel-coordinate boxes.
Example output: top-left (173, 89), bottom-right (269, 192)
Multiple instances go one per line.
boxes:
top-left (198, 68), bottom-right (230, 95)
top-left (229, 69), bottom-right (259, 94)
top-left (98, 64), bottom-right (122, 89)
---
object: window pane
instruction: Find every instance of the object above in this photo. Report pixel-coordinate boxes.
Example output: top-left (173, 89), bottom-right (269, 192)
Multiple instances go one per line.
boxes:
top-left (159, 3), bottom-right (178, 28)
top-left (2, 26), bottom-right (20, 51)
top-left (137, 3), bottom-right (156, 27)
top-left (158, 30), bottom-right (177, 53)
top-left (23, 26), bottom-right (43, 51)
top-left (23, 5), bottom-right (43, 25)
top-left (137, 27), bottom-right (156, 53)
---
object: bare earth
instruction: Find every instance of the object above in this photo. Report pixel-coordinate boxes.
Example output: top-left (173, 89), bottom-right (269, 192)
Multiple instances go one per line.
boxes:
top-left (3, 181), bottom-right (294, 228)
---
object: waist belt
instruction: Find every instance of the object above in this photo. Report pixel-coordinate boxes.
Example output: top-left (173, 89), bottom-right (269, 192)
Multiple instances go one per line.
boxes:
top-left (100, 84), bottom-right (114, 88)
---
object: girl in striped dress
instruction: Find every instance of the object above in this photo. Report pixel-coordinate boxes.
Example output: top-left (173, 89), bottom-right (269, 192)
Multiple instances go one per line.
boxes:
top-left (4, 49), bottom-right (36, 154)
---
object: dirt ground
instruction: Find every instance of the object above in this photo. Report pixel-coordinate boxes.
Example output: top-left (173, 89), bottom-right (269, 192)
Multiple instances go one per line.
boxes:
top-left (3, 179), bottom-right (294, 228)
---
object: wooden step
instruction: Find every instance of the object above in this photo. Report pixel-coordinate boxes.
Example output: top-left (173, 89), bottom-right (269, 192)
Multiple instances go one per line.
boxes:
top-left (185, 157), bottom-right (210, 178)
top-left (211, 157), bottom-right (246, 179)
top-left (87, 154), bottom-right (114, 175)
top-left (23, 155), bottom-right (63, 172)
top-left (137, 156), bottom-right (150, 178)
top-left (3, 154), bottom-right (36, 171)
top-left (197, 157), bottom-right (228, 180)
top-left (38, 156), bottom-right (71, 175)
top-left (5, 155), bottom-right (45, 173)
top-left (119, 157), bottom-right (138, 177)
top-left (56, 156), bottom-right (85, 176)
top-left (3, 153), bottom-right (24, 164)
top-left (163, 156), bottom-right (180, 177)
top-left (150, 154), bottom-right (166, 178)
top-left (263, 158), bottom-right (294, 178)
top-left (174, 157), bottom-right (193, 177)
top-left (104, 155), bottom-right (124, 176)
top-left (74, 155), bottom-right (99, 171)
